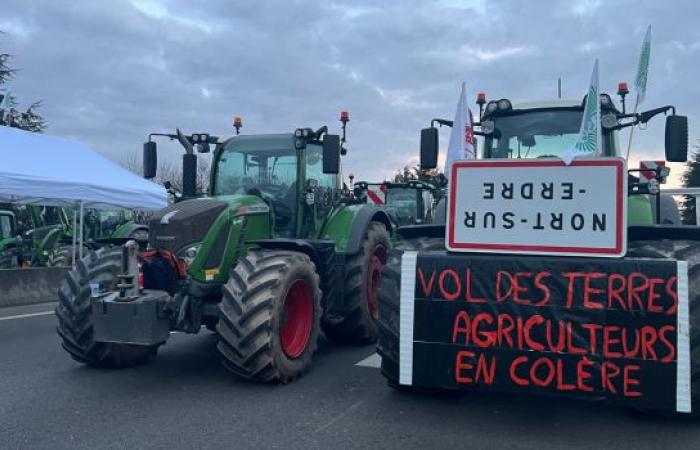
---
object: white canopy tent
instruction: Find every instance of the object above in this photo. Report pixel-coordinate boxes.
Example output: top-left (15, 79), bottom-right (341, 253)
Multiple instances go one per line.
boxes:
top-left (0, 125), bottom-right (167, 264)
top-left (0, 125), bottom-right (166, 209)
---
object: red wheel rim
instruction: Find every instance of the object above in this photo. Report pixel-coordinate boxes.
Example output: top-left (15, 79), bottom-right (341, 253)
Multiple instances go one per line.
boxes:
top-left (280, 279), bottom-right (314, 358)
top-left (366, 245), bottom-right (386, 320)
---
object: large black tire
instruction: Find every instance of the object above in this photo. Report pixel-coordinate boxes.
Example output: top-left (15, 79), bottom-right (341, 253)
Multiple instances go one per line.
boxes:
top-left (627, 239), bottom-right (700, 412)
top-left (48, 245), bottom-right (89, 267)
top-left (55, 248), bottom-right (159, 368)
top-left (217, 249), bottom-right (322, 383)
top-left (321, 221), bottom-right (390, 345)
top-left (377, 237), bottom-right (444, 389)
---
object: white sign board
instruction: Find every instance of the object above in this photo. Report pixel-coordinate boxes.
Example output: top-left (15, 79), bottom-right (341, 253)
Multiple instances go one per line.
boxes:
top-left (446, 158), bottom-right (627, 257)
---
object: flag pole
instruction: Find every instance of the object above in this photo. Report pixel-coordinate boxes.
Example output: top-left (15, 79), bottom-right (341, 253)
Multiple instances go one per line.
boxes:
top-left (625, 94), bottom-right (640, 160)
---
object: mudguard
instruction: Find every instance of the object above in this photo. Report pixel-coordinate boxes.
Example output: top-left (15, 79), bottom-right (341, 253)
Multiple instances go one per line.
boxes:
top-left (323, 203), bottom-right (392, 255)
top-left (112, 223), bottom-right (148, 239)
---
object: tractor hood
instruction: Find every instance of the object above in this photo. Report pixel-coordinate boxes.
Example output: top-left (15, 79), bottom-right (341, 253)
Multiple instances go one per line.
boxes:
top-left (148, 198), bottom-right (228, 253)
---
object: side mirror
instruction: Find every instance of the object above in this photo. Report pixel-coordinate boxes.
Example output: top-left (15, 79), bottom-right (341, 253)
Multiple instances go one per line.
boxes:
top-left (143, 141), bottom-right (157, 179)
top-left (665, 115), bottom-right (688, 162)
top-left (182, 154), bottom-right (197, 198)
top-left (322, 134), bottom-right (341, 174)
top-left (420, 127), bottom-right (439, 170)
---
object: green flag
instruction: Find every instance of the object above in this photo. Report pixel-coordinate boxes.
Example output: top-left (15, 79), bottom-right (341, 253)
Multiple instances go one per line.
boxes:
top-left (563, 59), bottom-right (600, 164)
top-left (635, 25), bottom-right (651, 104)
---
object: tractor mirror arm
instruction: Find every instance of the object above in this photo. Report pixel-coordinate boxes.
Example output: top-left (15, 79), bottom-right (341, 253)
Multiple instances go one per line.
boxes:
top-left (431, 118), bottom-right (453, 128)
top-left (608, 105), bottom-right (677, 131)
top-left (638, 105), bottom-right (675, 124)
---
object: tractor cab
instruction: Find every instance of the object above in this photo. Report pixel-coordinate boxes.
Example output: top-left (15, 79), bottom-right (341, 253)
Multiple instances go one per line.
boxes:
top-left (211, 132), bottom-right (339, 238)
top-left (354, 180), bottom-right (442, 226)
top-left (420, 91), bottom-right (688, 227)
top-left (479, 98), bottom-right (620, 160)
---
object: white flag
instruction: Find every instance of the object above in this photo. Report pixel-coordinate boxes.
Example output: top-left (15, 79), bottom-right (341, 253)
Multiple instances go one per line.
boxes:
top-left (634, 25), bottom-right (652, 105)
top-left (443, 82), bottom-right (475, 175)
top-left (562, 59), bottom-right (601, 164)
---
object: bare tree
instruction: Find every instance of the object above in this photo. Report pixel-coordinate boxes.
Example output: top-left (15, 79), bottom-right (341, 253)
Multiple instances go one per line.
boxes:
top-left (120, 152), bottom-right (211, 195)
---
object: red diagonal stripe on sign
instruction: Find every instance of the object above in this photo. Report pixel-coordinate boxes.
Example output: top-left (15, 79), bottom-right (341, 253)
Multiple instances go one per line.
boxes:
top-left (367, 189), bottom-right (384, 205)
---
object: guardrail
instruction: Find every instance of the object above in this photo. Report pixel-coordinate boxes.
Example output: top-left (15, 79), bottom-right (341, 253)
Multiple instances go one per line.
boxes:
top-left (0, 267), bottom-right (68, 307)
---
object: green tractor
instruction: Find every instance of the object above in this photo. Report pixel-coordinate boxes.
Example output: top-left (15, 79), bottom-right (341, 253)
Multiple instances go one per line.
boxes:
top-left (0, 206), bottom-right (19, 268)
top-left (50, 208), bottom-right (149, 266)
top-left (376, 91), bottom-right (700, 413)
top-left (15, 205), bottom-right (70, 267)
top-left (354, 179), bottom-right (445, 226)
top-left (56, 117), bottom-right (392, 383)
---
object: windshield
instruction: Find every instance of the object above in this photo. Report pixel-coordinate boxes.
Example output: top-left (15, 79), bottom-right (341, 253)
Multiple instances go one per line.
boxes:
top-left (214, 142), bottom-right (299, 236)
top-left (484, 110), bottom-right (611, 159)
top-left (214, 146), bottom-right (297, 197)
top-left (385, 188), bottom-right (419, 225)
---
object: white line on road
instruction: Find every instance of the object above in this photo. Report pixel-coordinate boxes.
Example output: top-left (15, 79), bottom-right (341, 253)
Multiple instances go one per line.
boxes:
top-left (355, 353), bottom-right (381, 369)
top-left (0, 310), bottom-right (54, 321)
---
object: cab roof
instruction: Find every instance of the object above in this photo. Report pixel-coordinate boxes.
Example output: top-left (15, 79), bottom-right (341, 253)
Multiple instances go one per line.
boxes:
top-left (511, 99), bottom-right (582, 110)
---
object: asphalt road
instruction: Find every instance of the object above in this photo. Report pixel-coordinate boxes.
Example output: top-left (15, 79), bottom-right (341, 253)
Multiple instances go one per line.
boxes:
top-left (2, 302), bottom-right (700, 450)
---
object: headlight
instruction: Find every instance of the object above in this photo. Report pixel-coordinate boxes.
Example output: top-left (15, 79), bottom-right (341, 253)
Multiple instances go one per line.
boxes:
top-left (480, 120), bottom-right (495, 135)
top-left (486, 101), bottom-right (498, 114)
top-left (601, 113), bottom-right (618, 130)
top-left (179, 245), bottom-right (201, 265)
top-left (497, 99), bottom-right (512, 111)
top-left (600, 93), bottom-right (612, 108)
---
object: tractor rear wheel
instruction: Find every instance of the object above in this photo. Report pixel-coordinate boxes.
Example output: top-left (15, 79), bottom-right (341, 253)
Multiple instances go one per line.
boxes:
top-left (627, 239), bottom-right (700, 413)
top-left (49, 245), bottom-right (90, 267)
top-left (217, 249), bottom-right (322, 383)
top-left (55, 248), bottom-right (159, 368)
top-left (376, 237), bottom-right (444, 390)
top-left (321, 221), bottom-right (390, 345)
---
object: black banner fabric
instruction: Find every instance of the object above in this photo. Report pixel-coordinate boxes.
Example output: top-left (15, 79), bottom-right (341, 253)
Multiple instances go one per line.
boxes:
top-left (408, 252), bottom-right (683, 411)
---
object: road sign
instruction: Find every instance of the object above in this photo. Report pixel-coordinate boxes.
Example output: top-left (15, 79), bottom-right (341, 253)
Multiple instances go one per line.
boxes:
top-left (640, 160), bottom-right (665, 184)
top-left (366, 184), bottom-right (386, 205)
top-left (446, 158), bottom-right (627, 257)
top-left (399, 251), bottom-right (691, 413)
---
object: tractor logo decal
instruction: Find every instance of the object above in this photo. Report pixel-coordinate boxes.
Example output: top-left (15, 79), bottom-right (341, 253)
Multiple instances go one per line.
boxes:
top-left (160, 210), bottom-right (179, 225)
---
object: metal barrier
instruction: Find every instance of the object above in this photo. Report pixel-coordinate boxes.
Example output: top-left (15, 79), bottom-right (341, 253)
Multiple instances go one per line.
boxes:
top-left (0, 267), bottom-right (68, 307)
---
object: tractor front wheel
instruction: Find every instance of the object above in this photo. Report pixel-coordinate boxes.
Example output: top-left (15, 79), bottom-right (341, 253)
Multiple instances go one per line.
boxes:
top-left (217, 249), bottom-right (322, 383)
top-left (321, 221), bottom-right (389, 345)
top-left (55, 248), bottom-right (159, 368)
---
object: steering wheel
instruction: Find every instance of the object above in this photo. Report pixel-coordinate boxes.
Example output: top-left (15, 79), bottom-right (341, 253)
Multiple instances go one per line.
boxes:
top-left (245, 187), bottom-right (293, 227)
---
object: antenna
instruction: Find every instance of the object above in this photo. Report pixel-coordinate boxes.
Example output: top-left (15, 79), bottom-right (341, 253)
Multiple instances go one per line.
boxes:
top-left (557, 78), bottom-right (562, 99)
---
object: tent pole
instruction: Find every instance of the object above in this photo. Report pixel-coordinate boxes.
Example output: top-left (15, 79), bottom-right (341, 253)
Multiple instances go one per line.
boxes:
top-left (71, 208), bottom-right (77, 268)
top-left (79, 201), bottom-right (84, 261)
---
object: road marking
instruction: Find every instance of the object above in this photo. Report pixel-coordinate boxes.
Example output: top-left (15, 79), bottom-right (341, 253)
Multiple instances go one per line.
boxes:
top-left (355, 353), bottom-right (381, 368)
top-left (314, 399), bottom-right (365, 434)
top-left (0, 310), bottom-right (54, 321)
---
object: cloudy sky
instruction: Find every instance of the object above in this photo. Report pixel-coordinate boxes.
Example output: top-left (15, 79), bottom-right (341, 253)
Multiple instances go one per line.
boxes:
top-left (2, 0), bottom-right (699, 184)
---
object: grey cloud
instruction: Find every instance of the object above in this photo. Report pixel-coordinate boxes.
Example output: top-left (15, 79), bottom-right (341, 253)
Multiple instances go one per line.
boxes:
top-left (2, 0), bottom-right (700, 182)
